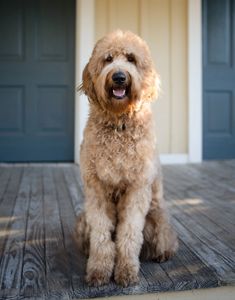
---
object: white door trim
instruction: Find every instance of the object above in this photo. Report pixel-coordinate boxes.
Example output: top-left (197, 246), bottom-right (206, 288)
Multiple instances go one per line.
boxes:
top-left (74, 0), bottom-right (94, 163)
top-left (188, 0), bottom-right (203, 163)
top-left (160, 154), bottom-right (189, 165)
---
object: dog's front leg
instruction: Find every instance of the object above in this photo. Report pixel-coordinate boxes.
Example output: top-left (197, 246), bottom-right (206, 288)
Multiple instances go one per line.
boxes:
top-left (84, 180), bottom-right (115, 286)
top-left (115, 185), bottom-right (151, 286)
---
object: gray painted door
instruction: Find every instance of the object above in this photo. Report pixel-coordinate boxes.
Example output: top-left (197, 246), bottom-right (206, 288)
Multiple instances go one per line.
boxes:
top-left (0, 0), bottom-right (75, 162)
top-left (203, 0), bottom-right (235, 159)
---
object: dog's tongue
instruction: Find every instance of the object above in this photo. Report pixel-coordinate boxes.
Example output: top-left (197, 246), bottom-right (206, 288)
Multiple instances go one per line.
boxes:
top-left (113, 88), bottom-right (126, 98)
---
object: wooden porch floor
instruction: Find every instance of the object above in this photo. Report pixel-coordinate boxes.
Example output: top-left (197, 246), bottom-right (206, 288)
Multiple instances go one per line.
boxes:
top-left (0, 161), bottom-right (234, 299)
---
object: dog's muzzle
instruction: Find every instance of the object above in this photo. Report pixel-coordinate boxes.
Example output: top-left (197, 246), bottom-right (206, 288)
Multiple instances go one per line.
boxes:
top-left (111, 71), bottom-right (129, 100)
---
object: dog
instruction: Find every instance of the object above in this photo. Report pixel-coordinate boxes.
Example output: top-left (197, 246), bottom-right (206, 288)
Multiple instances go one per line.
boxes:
top-left (76, 30), bottom-right (178, 287)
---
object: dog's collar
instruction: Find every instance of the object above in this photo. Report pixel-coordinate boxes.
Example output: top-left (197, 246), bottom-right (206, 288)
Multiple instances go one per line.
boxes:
top-left (110, 123), bottom-right (126, 132)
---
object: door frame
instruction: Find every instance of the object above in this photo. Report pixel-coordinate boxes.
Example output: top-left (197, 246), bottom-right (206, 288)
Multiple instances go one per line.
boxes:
top-left (74, 0), bottom-right (203, 164)
top-left (75, 0), bottom-right (93, 163)
top-left (188, 0), bottom-right (202, 163)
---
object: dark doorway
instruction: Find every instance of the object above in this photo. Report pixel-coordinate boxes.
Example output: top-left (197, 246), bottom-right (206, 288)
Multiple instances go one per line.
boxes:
top-left (203, 0), bottom-right (235, 159)
top-left (0, 0), bottom-right (75, 162)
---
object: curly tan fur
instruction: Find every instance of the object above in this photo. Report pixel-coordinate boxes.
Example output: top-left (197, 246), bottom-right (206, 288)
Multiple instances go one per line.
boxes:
top-left (76, 30), bottom-right (178, 287)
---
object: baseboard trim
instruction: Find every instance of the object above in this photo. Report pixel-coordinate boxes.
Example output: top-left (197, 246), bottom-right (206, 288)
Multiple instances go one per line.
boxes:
top-left (160, 154), bottom-right (189, 165)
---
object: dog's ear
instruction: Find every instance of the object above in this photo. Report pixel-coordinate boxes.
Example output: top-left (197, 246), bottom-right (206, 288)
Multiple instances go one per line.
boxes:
top-left (78, 63), bottom-right (97, 101)
top-left (143, 69), bottom-right (161, 102)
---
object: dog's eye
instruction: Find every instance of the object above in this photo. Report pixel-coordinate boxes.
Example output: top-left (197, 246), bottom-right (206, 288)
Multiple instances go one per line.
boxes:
top-left (105, 55), bottom-right (113, 63)
top-left (127, 54), bottom-right (136, 63)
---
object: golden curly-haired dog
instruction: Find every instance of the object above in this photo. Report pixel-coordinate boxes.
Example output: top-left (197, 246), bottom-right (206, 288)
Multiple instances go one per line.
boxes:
top-left (76, 30), bottom-right (178, 287)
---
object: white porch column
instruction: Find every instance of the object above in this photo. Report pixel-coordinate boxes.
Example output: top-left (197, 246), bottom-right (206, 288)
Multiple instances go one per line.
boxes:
top-left (188, 0), bottom-right (203, 163)
top-left (74, 0), bottom-right (95, 163)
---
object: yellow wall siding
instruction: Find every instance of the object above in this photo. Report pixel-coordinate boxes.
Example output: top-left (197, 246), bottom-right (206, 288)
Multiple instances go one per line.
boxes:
top-left (140, 0), bottom-right (172, 153)
top-left (170, 0), bottom-right (188, 153)
top-left (94, 0), bottom-right (188, 154)
top-left (95, 0), bottom-right (140, 38)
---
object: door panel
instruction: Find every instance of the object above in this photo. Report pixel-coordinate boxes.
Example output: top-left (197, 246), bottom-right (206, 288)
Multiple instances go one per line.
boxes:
top-left (203, 0), bottom-right (235, 159)
top-left (0, 1), bottom-right (24, 61)
top-left (37, 86), bottom-right (68, 134)
top-left (0, 0), bottom-right (75, 162)
top-left (0, 86), bottom-right (24, 134)
top-left (205, 91), bottom-right (233, 135)
top-left (36, 0), bottom-right (68, 61)
top-left (206, 0), bottom-right (231, 65)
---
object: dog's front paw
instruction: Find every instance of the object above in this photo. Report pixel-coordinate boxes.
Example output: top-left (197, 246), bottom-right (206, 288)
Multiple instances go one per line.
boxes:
top-left (86, 269), bottom-right (111, 286)
top-left (114, 263), bottom-right (139, 287)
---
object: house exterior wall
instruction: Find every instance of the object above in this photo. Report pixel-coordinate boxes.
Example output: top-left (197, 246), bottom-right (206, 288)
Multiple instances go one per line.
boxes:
top-left (94, 0), bottom-right (188, 154)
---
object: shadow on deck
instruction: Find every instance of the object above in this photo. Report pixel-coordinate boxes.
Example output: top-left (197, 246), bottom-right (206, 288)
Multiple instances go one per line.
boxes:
top-left (0, 161), bottom-right (234, 299)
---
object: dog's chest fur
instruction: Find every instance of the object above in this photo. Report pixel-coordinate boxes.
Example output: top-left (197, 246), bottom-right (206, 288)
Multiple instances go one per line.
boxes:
top-left (90, 114), bottom-right (156, 187)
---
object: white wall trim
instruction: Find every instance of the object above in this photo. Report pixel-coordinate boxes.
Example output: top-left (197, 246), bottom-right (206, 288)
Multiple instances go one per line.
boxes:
top-left (160, 154), bottom-right (189, 165)
top-left (188, 0), bottom-right (203, 163)
top-left (74, 0), bottom-right (94, 163)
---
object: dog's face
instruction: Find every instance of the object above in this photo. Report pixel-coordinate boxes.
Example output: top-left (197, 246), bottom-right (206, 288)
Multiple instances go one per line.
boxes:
top-left (80, 30), bottom-right (160, 114)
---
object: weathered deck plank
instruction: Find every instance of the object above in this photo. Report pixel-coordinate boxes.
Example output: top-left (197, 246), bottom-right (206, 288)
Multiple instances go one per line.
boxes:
top-left (172, 239), bottom-right (218, 289)
top-left (163, 166), bottom-right (235, 228)
top-left (43, 167), bottom-right (72, 299)
top-left (0, 161), bottom-right (234, 299)
top-left (0, 167), bottom-right (30, 299)
top-left (0, 168), bottom-right (22, 252)
top-left (0, 167), bottom-right (12, 204)
top-left (63, 166), bottom-right (84, 216)
top-left (53, 167), bottom-right (88, 298)
top-left (20, 167), bottom-right (46, 298)
top-left (171, 199), bottom-right (235, 250)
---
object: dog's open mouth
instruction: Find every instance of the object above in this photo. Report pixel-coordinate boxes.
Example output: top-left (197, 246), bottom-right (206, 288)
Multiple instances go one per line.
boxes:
top-left (111, 85), bottom-right (130, 100)
top-left (112, 88), bottom-right (126, 99)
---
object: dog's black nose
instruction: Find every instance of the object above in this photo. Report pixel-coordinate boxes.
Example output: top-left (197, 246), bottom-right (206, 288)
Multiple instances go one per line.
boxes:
top-left (112, 72), bottom-right (126, 84)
